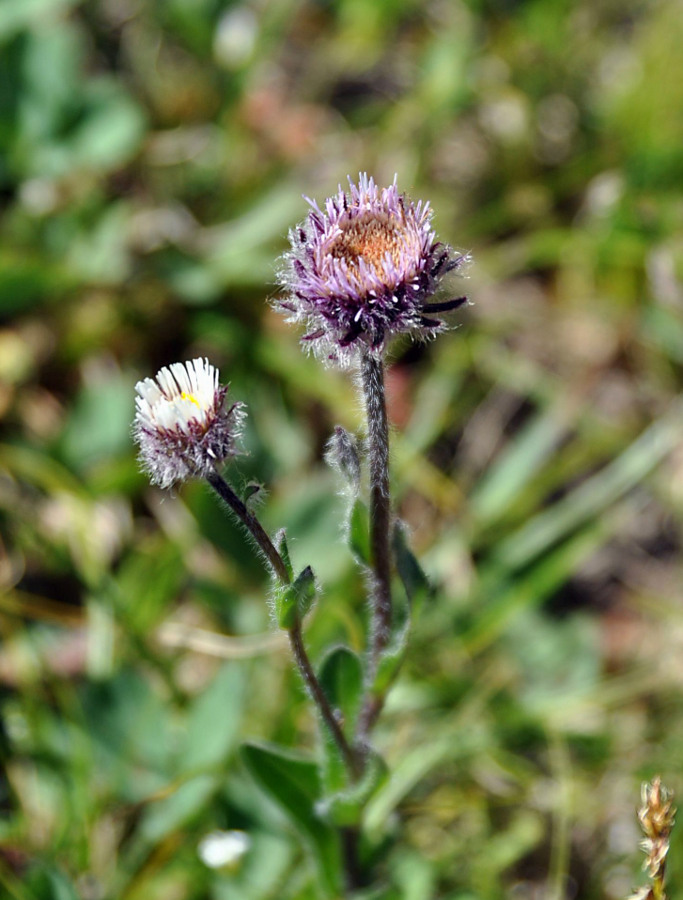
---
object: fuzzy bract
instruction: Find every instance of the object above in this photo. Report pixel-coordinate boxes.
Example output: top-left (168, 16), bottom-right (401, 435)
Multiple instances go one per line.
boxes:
top-left (277, 173), bottom-right (468, 365)
top-left (133, 358), bottom-right (244, 488)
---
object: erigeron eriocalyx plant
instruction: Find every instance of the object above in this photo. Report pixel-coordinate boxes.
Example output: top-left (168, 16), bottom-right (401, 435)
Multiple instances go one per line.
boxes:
top-left (133, 174), bottom-right (469, 894)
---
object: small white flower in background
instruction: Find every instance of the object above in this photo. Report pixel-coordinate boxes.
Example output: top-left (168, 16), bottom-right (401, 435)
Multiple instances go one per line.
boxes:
top-left (133, 358), bottom-right (245, 489)
top-left (198, 829), bottom-right (251, 869)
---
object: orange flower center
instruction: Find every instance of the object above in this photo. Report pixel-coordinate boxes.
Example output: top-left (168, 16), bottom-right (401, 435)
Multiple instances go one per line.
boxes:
top-left (330, 214), bottom-right (405, 276)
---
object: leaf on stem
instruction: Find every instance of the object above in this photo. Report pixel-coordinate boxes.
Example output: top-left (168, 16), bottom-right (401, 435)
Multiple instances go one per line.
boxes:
top-left (319, 646), bottom-right (364, 738)
top-left (392, 522), bottom-right (432, 610)
top-left (318, 646), bottom-right (364, 793)
top-left (275, 566), bottom-right (317, 629)
top-left (320, 750), bottom-right (389, 829)
top-left (243, 481), bottom-right (263, 505)
top-left (349, 498), bottom-right (371, 566)
top-left (274, 528), bottom-right (294, 581)
top-left (242, 741), bottom-right (343, 896)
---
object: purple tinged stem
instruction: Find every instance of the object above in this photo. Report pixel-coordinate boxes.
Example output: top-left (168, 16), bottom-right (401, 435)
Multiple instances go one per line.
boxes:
top-left (356, 352), bottom-right (393, 744)
top-left (289, 622), bottom-right (361, 779)
top-left (207, 470), bottom-right (290, 582)
top-left (205, 469), bottom-right (360, 780)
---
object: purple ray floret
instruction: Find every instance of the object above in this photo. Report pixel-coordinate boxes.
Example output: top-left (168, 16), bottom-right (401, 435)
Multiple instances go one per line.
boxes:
top-left (277, 173), bottom-right (468, 365)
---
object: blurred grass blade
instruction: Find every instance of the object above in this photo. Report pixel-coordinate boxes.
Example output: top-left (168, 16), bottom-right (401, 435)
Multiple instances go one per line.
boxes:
top-left (465, 519), bottom-right (609, 655)
top-left (180, 662), bottom-right (245, 771)
top-left (490, 402), bottom-right (683, 572)
top-left (0, 0), bottom-right (80, 42)
top-left (364, 727), bottom-right (489, 840)
top-left (470, 411), bottom-right (568, 524)
top-left (139, 774), bottom-right (215, 846)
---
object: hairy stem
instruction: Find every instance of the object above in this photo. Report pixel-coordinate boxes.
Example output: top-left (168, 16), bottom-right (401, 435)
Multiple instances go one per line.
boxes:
top-left (206, 468), bottom-right (360, 780)
top-left (207, 470), bottom-right (290, 583)
top-left (357, 352), bottom-right (393, 743)
top-left (289, 621), bottom-right (361, 779)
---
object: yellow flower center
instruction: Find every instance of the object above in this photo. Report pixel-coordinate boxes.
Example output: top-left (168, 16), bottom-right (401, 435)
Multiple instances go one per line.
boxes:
top-left (330, 213), bottom-right (405, 276)
top-left (180, 391), bottom-right (200, 408)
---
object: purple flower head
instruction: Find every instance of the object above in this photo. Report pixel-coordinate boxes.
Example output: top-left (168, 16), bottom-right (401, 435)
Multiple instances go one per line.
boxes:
top-left (133, 358), bottom-right (245, 489)
top-left (278, 173), bottom-right (469, 366)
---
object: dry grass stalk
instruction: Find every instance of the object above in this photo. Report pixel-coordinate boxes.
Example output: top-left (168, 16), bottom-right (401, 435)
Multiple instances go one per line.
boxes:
top-left (628, 777), bottom-right (676, 900)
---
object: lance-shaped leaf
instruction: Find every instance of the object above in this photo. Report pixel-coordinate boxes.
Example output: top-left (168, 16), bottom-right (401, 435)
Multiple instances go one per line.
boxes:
top-left (320, 750), bottom-right (389, 828)
top-left (318, 646), bottom-right (364, 793)
top-left (242, 742), bottom-right (343, 896)
top-left (392, 522), bottom-right (432, 610)
top-left (274, 566), bottom-right (316, 629)
top-left (349, 498), bottom-right (371, 566)
top-left (274, 528), bottom-right (294, 581)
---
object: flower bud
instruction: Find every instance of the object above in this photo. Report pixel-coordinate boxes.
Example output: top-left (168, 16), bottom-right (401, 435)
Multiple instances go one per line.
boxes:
top-left (325, 426), bottom-right (362, 494)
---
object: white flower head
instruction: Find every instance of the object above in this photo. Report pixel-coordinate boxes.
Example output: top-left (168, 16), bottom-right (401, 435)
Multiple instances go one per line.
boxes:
top-left (133, 358), bottom-right (245, 489)
top-left (197, 829), bottom-right (251, 869)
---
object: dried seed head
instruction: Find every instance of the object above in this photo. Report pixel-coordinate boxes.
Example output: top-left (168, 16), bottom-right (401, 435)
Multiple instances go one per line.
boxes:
top-left (628, 777), bottom-right (676, 900)
top-left (639, 777), bottom-right (676, 877)
top-left (277, 173), bottom-right (469, 366)
top-left (133, 358), bottom-right (245, 489)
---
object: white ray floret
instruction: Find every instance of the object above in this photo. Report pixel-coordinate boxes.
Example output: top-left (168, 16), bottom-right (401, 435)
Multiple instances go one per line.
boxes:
top-left (133, 358), bottom-right (244, 489)
top-left (135, 358), bottom-right (220, 434)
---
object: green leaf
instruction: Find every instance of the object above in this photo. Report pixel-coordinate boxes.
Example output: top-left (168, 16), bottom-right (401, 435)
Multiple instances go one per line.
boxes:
top-left (242, 742), bottom-right (322, 831)
top-left (69, 80), bottom-right (146, 172)
top-left (80, 668), bottom-right (171, 802)
top-left (242, 742), bottom-right (343, 897)
top-left (349, 498), bottom-right (371, 565)
top-left (274, 566), bottom-right (317, 629)
top-left (275, 529), bottom-right (294, 581)
top-left (244, 481), bottom-right (263, 503)
top-left (372, 629), bottom-right (409, 697)
top-left (205, 185), bottom-right (304, 288)
top-left (469, 411), bottom-right (566, 526)
top-left (115, 540), bottom-right (185, 633)
top-left (180, 662), bottom-right (245, 771)
top-left (130, 665), bottom-right (245, 858)
top-left (274, 585), bottom-right (297, 630)
top-left (392, 522), bottom-right (432, 609)
top-left (139, 774), bottom-right (215, 845)
top-left (318, 646), bottom-right (364, 794)
top-left (0, 0), bottom-right (80, 43)
top-left (293, 565), bottom-right (317, 618)
top-left (354, 527), bottom-right (416, 699)
top-left (0, 254), bottom-right (67, 315)
top-left (321, 750), bottom-right (388, 828)
top-left (318, 646), bottom-right (363, 738)
top-left (464, 520), bottom-right (609, 656)
top-left (58, 370), bottom-right (135, 471)
top-left (23, 864), bottom-right (80, 900)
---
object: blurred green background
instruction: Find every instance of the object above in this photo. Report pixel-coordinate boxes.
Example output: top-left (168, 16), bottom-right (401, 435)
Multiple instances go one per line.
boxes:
top-left (1, 0), bottom-right (683, 897)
